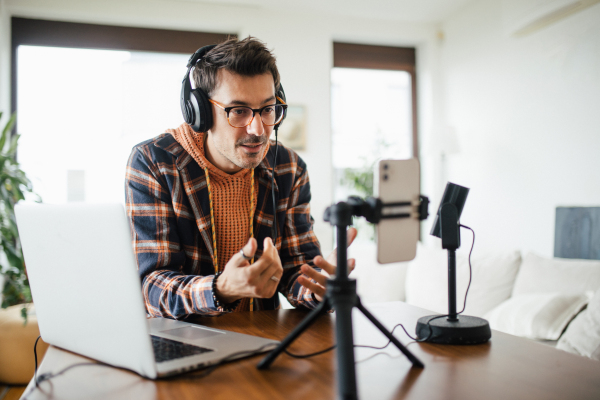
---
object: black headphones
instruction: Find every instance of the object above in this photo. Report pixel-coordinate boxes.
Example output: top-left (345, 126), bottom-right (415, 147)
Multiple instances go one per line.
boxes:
top-left (180, 44), bottom-right (287, 133)
top-left (180, 43), bottom-right (285, 241)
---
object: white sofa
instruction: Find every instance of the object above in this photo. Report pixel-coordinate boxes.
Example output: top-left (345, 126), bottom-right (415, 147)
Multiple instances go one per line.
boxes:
top-left (349, 242), bottom-right (600, 360)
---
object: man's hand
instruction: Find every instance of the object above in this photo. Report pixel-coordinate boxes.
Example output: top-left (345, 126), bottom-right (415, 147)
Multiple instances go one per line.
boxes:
top-left (215, 237), bottom-right (283, 304)
top-left (297, 227), bottom-right (358, 302)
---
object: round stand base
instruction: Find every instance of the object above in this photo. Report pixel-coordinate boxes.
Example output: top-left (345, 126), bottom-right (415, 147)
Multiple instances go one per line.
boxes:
top-left (416, 315), bottom-right (491, 345)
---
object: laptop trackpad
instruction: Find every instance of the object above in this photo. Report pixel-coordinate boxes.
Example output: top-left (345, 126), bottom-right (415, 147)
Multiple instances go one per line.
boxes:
top-left (160, 326), bottom-right (224, 341)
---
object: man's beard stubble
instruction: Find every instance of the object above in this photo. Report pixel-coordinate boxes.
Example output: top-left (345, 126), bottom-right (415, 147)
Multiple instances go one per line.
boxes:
top-left (230, 135), bottom-right (269, 169)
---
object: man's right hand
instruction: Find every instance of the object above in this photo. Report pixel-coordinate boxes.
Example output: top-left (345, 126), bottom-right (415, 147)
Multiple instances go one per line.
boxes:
top-left (214, 237), bottom-right (283, 304)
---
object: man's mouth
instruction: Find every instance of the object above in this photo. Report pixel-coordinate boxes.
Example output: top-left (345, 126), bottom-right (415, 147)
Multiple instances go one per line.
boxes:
top-left (239, 142), bottom-right (264, 153)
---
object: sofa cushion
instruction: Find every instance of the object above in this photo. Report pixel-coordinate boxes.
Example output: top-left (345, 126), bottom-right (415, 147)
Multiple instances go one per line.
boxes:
top-left (405, 245), bottom-right (521, 317)
top-left (512, 253), bottom-right (600, 296)
top-left (557, 288), bottom-right (600, 360)
top-left (484, 292), bottom-right (591, 340)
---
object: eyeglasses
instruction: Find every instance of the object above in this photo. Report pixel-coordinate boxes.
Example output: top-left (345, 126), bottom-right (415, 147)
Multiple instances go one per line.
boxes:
top-left (209, 97), bottom-right (288, 128)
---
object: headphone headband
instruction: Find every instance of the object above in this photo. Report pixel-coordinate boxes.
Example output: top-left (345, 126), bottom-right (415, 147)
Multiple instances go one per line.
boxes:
top-left (186, 44), bottom-right (217, 69)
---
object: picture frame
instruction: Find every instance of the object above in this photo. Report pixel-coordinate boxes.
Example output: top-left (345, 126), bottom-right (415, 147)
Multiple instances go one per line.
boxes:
top-left (277, 105), bottom-right (306, 151)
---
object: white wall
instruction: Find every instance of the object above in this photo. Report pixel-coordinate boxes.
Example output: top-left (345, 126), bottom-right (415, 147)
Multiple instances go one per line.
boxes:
top-left (439, 0), bottom-right (600, 257)
top-left (0, 0), bottom-right (441, 254)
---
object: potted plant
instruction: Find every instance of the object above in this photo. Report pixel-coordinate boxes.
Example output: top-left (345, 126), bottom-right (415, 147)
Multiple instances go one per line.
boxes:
top-left (0, 111), bottom-right (36, 323)
top-left (339, 133), bottom-right (392, 242)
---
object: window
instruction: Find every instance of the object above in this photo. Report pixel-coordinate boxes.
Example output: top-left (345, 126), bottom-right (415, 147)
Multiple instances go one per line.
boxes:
top-left (11, 18), bottom-right (233, 203)
top-left (17, 46), bottom-right (190, 203)
top-left (331, 42), bottom-right (417, 244)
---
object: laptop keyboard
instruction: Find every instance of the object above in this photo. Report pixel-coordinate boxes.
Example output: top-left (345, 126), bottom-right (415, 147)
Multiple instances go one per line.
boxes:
top-left (151, 335), bottom-right (214, 363)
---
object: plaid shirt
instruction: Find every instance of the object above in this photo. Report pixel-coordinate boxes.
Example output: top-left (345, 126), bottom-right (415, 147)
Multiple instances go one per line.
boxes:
top-left (125, 133), bottom-right (322, 319)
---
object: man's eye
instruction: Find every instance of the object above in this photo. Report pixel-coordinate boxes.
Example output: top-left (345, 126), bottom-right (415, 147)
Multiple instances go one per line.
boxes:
top-left (262, 107), bottom-right (274, 114)
top-left (232, 108), bottom-right (250, 116)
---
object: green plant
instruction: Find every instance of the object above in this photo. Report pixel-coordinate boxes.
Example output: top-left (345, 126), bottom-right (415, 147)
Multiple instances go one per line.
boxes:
top-left (342, 167), bottom-right (374, 198)
top-left (338, 132), bottom-right (392, 242)
top-left (0, 112), bottom-right (36, 323)
top-left (340, 167), bottom-right (376, 242)
top-left (339, 130), bottom-right (392, 198)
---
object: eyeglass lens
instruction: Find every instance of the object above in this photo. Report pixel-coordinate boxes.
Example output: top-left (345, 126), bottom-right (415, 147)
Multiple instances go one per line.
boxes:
top-left (228, 105), bottom-right (285, 128)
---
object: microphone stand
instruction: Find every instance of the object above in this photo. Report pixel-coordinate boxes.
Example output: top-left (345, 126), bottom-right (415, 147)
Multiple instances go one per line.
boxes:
top-left (415, 203), bottom-right (491, 344)
top-left (257, 196), bottom-right (428, 400)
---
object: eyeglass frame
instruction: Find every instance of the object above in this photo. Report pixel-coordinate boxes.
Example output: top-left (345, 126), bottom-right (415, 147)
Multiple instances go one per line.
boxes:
top-left (208, 97), bottom-right (288, 128)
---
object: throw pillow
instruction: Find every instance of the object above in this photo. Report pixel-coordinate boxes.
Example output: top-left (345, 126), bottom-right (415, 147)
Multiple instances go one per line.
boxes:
top-left (512, 253), bottom-right (600, 296)
top-left (483, 292), bottom-right (591, 340)
top-left (557, 288), bottom-right (600, 360)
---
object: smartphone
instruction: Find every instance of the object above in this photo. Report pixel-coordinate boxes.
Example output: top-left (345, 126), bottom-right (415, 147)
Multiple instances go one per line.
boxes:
top-left (374, 159), bottom-right (420, 264)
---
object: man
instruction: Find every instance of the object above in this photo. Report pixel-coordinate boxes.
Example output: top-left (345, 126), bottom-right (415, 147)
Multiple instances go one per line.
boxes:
top-left (125, 37), bottom-right (355, 319)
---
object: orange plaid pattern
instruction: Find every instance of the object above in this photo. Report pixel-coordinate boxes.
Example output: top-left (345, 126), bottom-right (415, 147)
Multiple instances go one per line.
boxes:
top-left (125, 132), bottom-right (322, 319)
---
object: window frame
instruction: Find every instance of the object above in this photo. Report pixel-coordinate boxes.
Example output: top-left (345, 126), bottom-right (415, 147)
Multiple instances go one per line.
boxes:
top-left (10, 17), bottom-right (235, 127)
top-left (333, 42), bottom-right (418, 158)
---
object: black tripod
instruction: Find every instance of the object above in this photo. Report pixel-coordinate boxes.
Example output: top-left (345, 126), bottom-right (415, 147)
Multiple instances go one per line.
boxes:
top-left (257, 196), bottom-right (428, 400)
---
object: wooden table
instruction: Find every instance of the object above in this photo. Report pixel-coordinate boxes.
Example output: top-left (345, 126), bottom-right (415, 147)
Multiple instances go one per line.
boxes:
top-left (22, 302), bottom-right (600, 400)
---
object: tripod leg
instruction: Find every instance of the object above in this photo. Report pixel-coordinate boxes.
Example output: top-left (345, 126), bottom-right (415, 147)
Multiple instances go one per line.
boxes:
top-left (356, 299), bottom-right (424, 368)
top-left (256, 299), bottom-right (329, 370)
top-left (333, 295), bottom-right (358, 400)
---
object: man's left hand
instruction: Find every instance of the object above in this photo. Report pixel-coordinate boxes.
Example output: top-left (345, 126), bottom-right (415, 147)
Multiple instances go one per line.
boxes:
top-left (297, 227), bottom-right (358, 302)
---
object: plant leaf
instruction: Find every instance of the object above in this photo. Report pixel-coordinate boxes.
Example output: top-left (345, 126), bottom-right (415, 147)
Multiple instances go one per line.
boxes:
top-left (21, 305), bottom-right (29, 325)
top-left (0, 112), bottom-right (16, 152)
top-left (7, 133), bottom-right (20, 156)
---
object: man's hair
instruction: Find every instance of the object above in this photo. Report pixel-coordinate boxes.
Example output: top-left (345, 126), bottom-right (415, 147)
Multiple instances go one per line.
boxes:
top-left (193, 36), bottom-right (280, 97)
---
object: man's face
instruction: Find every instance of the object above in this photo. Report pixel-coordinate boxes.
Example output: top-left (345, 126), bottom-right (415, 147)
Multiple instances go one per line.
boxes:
top-left (205, 69), bottom-right (276, 173)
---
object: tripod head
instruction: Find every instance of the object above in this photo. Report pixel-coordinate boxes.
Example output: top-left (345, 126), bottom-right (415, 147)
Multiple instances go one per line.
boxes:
top-left (323, 195), bottom-right (429, 280)
top-left (324, 195), bottom-right (430, 226)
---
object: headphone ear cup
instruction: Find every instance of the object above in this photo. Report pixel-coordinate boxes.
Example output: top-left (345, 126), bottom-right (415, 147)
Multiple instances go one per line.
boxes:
top-left (189, 89), bottom-right (213, 132)
top-left (180, 76), bottom-right (195, 126)
top-left (275, 86), bottom-right (287, 129)
top-left (180, 44), bottom-right (217, 132)
top-left (188, 92), bottom-right (201, 132)
top-left (183, 101), bottom-right (194, 125)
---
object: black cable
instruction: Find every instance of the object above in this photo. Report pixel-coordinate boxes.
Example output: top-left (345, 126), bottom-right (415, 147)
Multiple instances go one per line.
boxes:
top-left (354, 339), bottom-right (421, 364)
top-left (458, 224), bottom-right (475, 314)
top-left (270, 129), bottom-right (279, 241)
top-left (411, 314), bottom-right (450, 342)
top-left (26, 334), bottom-right (277, 393)
top-left (354, 323), bottom-right (404, 350)
top-left (283, 324), bottom-right (404, 359)
top-left (284, 323), bottom-right (409, 360)
top-left (284, 345), bottom-right (336, 359)
top-left (387, 225), bottom-right (476, 343)
top-left (188, 342), bottom-right (278, 379)
top-left (282, 325), bottom-right (403, 360)
top-left (33, 335), bottom-right (42, 388)
top-left (24, 336), bottom-right (111, 400)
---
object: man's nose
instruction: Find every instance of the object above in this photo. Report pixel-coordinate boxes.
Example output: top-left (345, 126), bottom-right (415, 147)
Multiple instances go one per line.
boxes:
top-left (246, 112), bottom-right (265, 136)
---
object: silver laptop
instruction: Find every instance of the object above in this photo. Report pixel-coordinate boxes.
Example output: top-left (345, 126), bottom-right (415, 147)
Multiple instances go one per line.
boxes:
top-left (15, 203), bottom-right (279, 379)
